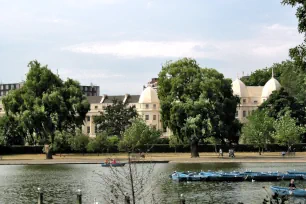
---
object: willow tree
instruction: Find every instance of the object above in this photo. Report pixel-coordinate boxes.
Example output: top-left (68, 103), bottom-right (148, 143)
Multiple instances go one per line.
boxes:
top-left (2, 60), bottom-right (89, 159)
top-left (158, 58), bottom-right (240, 157)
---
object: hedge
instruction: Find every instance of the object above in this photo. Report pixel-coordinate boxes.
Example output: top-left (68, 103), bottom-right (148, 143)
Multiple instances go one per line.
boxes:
top-left (0, 143), bottom-right (306, 154)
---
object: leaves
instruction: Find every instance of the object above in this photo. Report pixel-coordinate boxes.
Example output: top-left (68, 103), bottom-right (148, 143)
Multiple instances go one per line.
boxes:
top-left (1, 60), bottom-right (90, 145)
top-left (241, 110), bottom-right (274, 148)
top-left (272, 111), bottom-right (306, 147)
top-left (94, 98), bottom-right (138, 137)
top-left (158, 58), bottom-right (240, 147)
top-left (119, 119), bottom-right (161, 152)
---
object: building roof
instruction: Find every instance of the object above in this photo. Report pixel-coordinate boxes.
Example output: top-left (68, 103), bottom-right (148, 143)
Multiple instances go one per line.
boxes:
top-left (139, 86), bottom-right (159, 103)
top-left (261, 77), bottom-right (281, 98)
top-left (246, 86), bottom-right (263, 98)
top-left (86, 95), bottom-right (140, 104)
top-left (87, 96), bottom-right (102, 103)
top-left (232, 78), bottom-right (248, 97)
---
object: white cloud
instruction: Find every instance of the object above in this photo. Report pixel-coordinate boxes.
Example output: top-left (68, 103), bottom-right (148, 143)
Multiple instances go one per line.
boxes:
top-left (58, 68), bottom-right (125, 81)
top-left (62, 24), bottom-right (303, 63)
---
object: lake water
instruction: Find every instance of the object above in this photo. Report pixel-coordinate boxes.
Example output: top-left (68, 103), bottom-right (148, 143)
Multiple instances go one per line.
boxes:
top-left (0, 162), bottom-right (306, 203)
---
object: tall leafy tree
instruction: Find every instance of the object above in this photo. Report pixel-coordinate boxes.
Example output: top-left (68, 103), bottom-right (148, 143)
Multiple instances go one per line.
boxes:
top-left (94, 98), bottom-right (138, 137)
top-left (259, 88), bottom-right (306, 126)
top-left (158, 58), bottom-right (240, 157)
top-left (240, 110), bottom-right (274, 155)
top-left (240, 64), bottom-right (283, 86)
top-left (119, 119), bottom-right (161, 152)
top-left (2, 61), bottom-right (90, 159)
top-left (281, 0), bottom-right (306, 103)
top-left (0, 115), bottom-right (25, 146)
top-left (272, 111), bottom-right (306, 150)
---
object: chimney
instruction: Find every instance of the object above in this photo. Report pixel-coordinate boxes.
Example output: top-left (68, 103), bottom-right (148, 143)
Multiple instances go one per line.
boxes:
top-left (123, 94), bottom-right (130, 104)
top-left (100, 94), bottom-right (107, 103)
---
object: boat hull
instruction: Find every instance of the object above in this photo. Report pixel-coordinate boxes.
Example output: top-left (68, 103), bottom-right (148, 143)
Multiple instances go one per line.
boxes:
top-left (101, 163), bottom-right (125, 167)
top-left (271, 186), bottom-right (306, 197)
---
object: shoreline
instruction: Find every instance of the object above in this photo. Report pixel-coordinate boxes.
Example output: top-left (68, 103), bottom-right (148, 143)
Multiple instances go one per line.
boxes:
top-left (0, 153), bottom-right (305, 165)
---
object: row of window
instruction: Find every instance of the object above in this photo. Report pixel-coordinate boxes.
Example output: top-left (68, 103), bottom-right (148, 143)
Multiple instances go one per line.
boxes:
top-left (0, 84), bottom-right (20, 90)
top-left (145, 104), bottom-right (157, 109)
top-left (145, 114), bottom-right (157, 120)
top-left (242, 99), bottom-right (258, 104)
top-left (236, 110), bottom-right (254, 118)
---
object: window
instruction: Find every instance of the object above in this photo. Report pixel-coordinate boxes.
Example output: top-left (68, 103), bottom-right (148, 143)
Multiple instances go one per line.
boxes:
top-left (235, 111), bottom-right (238, 117)
top-left (87, 116), bottom-right (90, 122)
top-left (263, 99), bottom-right (266, 102)
top-left (95, 126), bottom-right (98, 133)
top-left (254, 100), bottom-right (258, 104)
top-left (243, 111), bottom-right (247, 117)
top-left (153, 104), bottom-right (156, 109)
top-left (145, 115), bottom-right (149, 120)
top-left (153, 115), bottom-right (156, 120)
top-left (145, 104), bottom-right (149, 109)
top-left (0, 108), bottom-right (2, 111)
top-left (152, 125), bottom-right (157, 130)
top-left (243, 99), bottom-right (246, 104)
top-left (163, 126), bottom-right (167, 133)
top-left (87, 126), bottom-right (90, 134)
top-left (95, 106), bottom-right (98, 110)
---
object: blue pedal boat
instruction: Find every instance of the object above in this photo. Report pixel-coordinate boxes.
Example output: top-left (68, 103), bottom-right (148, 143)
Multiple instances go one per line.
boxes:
top-left (241, 172), bottom-right (280, 181)
top-left (101, 163), bottom-right (126, 167)
top-left (170, 172), bottom-right (189, 182)
top-left (288, 170), bottom-right (306, 175)
top-left (271, 186), bottom-right (306, 197)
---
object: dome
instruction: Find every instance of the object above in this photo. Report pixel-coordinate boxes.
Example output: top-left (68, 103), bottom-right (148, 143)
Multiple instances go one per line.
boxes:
top-left (261, 77), bottom-right (281, 98)
top-left (139, 86), bottom-right (159, 103)
top-left (232, 78), bottom-right (248, 97)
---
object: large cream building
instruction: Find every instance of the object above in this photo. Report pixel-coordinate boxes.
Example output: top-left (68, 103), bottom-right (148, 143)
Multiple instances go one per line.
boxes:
top-left (232, 73), bottom-right (281, 123)
top-left (83, 86), bottom-right (171, 137)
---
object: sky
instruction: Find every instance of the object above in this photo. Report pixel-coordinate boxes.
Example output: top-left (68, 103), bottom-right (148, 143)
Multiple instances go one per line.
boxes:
top-left (0, 0), bottom-right (303, 95)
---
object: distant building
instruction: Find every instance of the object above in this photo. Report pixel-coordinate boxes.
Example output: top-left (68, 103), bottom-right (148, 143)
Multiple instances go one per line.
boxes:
top-left (83, 87), bottom-right (170, 138)
top-left (81, 85), bottom-right (100, 96)
top-left (0, 82), bottom-right (24, 97)
top-left (143, 78), bottom-right (158, 91)
top-left (232, 72), bottom-right (281, 123)
top-left (0, 81), bottom-right (100, 97)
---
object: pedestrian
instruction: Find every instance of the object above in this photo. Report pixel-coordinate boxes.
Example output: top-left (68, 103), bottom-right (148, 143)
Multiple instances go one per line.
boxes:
top-left (219, 148), bottom-right (223, 158)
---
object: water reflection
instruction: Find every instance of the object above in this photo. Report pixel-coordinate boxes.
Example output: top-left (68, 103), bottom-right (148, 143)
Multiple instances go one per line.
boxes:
top-left (0, 163), bottom-right (305, 203)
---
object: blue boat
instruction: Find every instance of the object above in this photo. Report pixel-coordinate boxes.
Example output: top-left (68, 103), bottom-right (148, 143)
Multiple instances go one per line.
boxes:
top-left (101, 162), bottom-right (126, 167)
top-left (170, 172), bottom-right (189, 182)
top-left (270, 186), bottom-right (306, 197)
top-left (187, 172), bottom-right (207, 181)
top-left (201, 172), bottom-right (245, 182)
top-left (240, 171), bottom-right (280, 181)
top-left (287, 170), bottom-right (306, 175)
top-left (282, 174), bottom-right (304, 180)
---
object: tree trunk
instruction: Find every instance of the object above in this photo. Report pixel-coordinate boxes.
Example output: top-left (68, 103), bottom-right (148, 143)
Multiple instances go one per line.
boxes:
top-left (190, 140), bottom-right (199, 158)
top-left (45, 145), bottom-right (53, 159)
top-left (258, 147), bottom-right (261, 155)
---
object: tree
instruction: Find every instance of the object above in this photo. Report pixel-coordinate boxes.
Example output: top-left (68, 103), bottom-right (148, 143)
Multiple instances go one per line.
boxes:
top-left (240, 110), bottom-right (274, 155)
top-left (158, 58), bottom-right (240, 157)
top-left (272, 111), bottom-right (306, 151)
top-left (119, 119), bottom-right (161, 152)
top-left (240, 64), bottom-right (282, 86)
top-left (259, 88), bottom-right (306, 126)
top-left (2, 61), bottom-right (90, 159)
top-left (0, 115), bottom-right (25, 146)
top-left (94, 98), bottom-right (138, 137)
top-left (86, 132), bottom-right (109, 155)
top-left (53, 131), bottom-right (72, 156)
top-left (69, 130), bottom-right (89, 155)
top-left (169, 135), bottom-right (188, 153)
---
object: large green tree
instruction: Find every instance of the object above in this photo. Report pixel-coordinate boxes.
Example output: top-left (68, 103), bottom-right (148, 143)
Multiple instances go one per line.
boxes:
top-left (272, 111), bottom-right (306, 151)
top-left (94, 98), bottom-right (138, 137)
top-left (281, 0), bottom-right (306, 103)
top-left (158, 58), bottom-right (240, 157)
top-left (240, 64), bottom-right (283, 86)
top-left (259, 88), bottom-right (306, 126)
top-left (240, 110), bottom-right (274, 155)
top-left (119, 119), bottom-right (161, 152)
top-left (2, 61), bottom-right (90, 159)
top-left (0, 115), bottom-right (25, 146)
